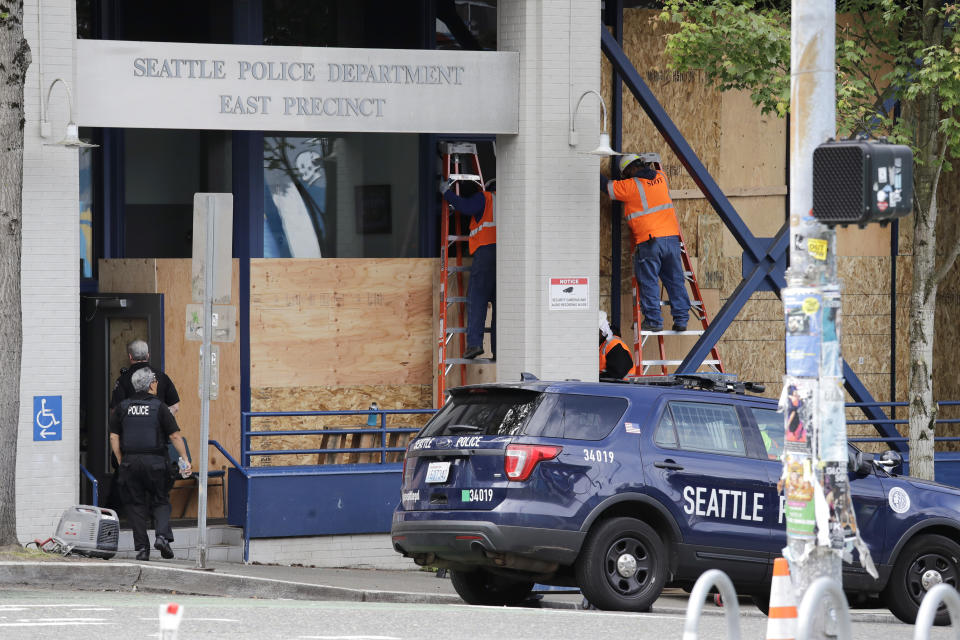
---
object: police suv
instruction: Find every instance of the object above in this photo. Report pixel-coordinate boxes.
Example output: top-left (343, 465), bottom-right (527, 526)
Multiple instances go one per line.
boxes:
top-left (391, 374), bottom-right (960, 625)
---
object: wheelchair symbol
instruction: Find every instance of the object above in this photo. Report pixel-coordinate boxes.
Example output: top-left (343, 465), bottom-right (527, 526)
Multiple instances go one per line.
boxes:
top-left (36, 398), bottom-right (61, 435)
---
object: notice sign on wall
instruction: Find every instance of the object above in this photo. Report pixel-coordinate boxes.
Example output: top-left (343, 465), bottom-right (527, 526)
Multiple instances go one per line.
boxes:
top-left (549, 277), bottom-right (589, 310)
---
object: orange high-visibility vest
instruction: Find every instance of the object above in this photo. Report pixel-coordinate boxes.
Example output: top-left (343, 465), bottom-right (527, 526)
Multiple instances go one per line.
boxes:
top-left (468, 192), bottom-right (496, 255)
top-left (599, 337), bottom-right (637, 378)
top-left (606, 170), bottom-right (680, 245)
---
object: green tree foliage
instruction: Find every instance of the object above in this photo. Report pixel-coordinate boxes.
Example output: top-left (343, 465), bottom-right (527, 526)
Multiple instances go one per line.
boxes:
top-left (660, 0), bottom-right (960, 479)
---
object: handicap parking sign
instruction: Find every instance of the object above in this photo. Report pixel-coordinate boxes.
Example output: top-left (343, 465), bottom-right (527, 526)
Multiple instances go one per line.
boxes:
top-left (33, 396), bottom-right (62, 441)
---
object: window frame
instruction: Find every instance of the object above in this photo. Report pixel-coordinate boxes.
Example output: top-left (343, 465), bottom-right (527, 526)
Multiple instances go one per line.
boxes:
top-left (655, 399), bottom-right (749, 458)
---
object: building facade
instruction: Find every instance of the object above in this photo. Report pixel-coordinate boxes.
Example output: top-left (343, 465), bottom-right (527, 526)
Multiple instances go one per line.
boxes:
top-left (16, 0), bottom-right (604, 546)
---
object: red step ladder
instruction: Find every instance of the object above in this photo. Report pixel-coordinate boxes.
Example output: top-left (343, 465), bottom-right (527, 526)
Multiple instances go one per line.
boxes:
top-left (436, 142), bottom-right (492, 407)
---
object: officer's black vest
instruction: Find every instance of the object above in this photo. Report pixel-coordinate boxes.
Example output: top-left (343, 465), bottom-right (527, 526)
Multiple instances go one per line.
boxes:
top-left (118, 396), bottom-right (166, 456)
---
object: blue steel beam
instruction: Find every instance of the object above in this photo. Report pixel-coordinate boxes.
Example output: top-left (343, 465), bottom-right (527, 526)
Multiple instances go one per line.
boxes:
top-left (600, 25), bottom-right (897, 445)
top-left (678, 226), bottom-right (788, 373)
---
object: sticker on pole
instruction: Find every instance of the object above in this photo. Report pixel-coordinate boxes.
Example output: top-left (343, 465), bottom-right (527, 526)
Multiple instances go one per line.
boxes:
top-left (549, 277), bottom-right (589, 310)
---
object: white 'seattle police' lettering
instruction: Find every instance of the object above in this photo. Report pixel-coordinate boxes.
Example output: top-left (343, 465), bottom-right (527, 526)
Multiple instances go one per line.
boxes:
top-left (682, 485), bottom-right (765, 522)
top-left (127, 405), bottom-right (151, 416)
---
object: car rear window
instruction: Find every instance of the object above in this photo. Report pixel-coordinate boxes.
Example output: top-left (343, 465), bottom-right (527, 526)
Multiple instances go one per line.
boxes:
top-left (523, 393), bottom-right (628, 440)
top-left (420, 390), bottom-right (628, 441)
top-left (421, 389), bottom-right (546, 437)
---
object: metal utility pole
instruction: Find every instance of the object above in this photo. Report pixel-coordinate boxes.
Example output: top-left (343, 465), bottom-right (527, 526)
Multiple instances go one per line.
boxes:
top-left (190, 193), bottom-right (233, 570)
top-left (781, 0), bottom-right (876, 635)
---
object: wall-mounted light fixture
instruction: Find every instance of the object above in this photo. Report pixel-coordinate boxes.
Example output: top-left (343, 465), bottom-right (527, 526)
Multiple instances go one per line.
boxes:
top-left (569, 89), bottom-right (619, 156)
top-left (41, 78), bottom-right (98, 148)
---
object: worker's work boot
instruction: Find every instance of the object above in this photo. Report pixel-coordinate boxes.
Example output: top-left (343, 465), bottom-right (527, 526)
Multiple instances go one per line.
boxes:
top-left (640, 319), bottom-right (663, 332)
top-left (463, 345), bottom-right (484, 359)
top-left (154, 535), bottom-right (174, 559)
top-left (671, 322), bottom-right (687, 332)
top-left (136, 549), bottom-right (150, 561)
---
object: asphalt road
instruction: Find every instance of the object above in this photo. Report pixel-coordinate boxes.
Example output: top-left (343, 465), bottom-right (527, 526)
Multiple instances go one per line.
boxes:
top-left (0, 586), bottom-right (956, 640)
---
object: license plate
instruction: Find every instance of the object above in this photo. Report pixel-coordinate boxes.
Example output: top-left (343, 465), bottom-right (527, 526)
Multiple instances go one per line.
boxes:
top-left (425, 461), bottom-right (451, 484)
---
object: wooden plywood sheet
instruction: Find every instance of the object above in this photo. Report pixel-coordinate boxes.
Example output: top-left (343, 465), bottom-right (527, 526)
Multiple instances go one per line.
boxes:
top-left (697, 215), bottom-right (723, 289)
top-left (250, 259), bottom-right (434, 388)
top-left (837, 225), bottom-right (891, 257)
top-left (720, 196), bottom-right (788, 258)
top-left (97, 258), bottom-right (157, 294)
top-left (718, 90), bottom-right (786, 190)
top-left (838, 257), bottom-right (892, 294)
top-left (155, 259), bottom-right (241, 518)
top-left (616, 10), bottom-right (722, 193)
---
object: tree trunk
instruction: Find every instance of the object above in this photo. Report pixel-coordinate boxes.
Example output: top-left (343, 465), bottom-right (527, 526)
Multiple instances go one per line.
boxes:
top-left (908, 187), bottom-right (938, 480)
top-left (905, 0), bottom-right (944, 478)
top-left (0, 1), bottom-right (30, 546)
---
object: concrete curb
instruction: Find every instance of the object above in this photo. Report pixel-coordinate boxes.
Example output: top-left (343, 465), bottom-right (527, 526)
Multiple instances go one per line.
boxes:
top-left (0, 562), bottom-right (463, 605)
top-left (0, 562), bottom-right (901, 623)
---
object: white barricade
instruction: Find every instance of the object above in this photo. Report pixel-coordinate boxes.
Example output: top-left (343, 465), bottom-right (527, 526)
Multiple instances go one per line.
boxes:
top-left (682, 569), bottom-right (741, 640)
top-left (914, 583), bottom-right (960, 640)
top-left (795, 577), bottom-right (851, 640)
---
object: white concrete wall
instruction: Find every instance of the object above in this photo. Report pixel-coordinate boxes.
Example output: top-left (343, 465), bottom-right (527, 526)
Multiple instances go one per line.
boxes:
top-left (496, 0), bottom-right (602, 384)
top-left (17, 0), bottom-right (81, 542)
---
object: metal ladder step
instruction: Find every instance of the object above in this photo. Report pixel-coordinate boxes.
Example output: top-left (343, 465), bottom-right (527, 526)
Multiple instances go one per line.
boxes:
top-left (639, 329), bottom-right (705, 336)
top-left (444, 357), bottom-right (495, 368)
top-left (640, 359), bottom-right (721, 366)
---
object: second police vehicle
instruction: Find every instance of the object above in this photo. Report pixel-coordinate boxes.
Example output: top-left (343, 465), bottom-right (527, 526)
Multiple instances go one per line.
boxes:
top-left (391, 374), bottom-right (960, 625)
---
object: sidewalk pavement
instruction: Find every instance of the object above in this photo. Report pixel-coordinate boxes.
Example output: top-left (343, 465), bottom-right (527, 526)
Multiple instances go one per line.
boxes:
top-left (0, 557), bottom-right (899, 623)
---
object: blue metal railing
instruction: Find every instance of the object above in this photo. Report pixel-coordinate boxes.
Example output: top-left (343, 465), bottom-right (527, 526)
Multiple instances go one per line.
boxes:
top-left (240, 408), bottom-right (434, 466)
top-left (216, 407), bottom-right (433, 563)
top-left (79, 464), bottom-right (98, 507)
top-left (846, 401), bottom-right (960, 437)
top-left (845, 401), bottom-right (960, 484)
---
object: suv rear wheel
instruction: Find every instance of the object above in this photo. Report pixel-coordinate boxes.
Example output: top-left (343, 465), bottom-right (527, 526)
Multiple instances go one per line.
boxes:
top-left (883, 534), bottom-right (960, 625)
top-left (575, 517), bottom-right (667, 611)
top-left (449, 569), bottom-right (535, 606)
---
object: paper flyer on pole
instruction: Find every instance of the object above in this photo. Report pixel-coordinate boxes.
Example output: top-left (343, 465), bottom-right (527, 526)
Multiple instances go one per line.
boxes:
top-left (784, 288), bottom-right (822, 377)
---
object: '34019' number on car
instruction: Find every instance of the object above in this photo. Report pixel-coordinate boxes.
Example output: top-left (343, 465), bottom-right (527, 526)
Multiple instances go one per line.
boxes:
top-left (462, 489), bottom-right (494, 502)
top-left (584, 449), bottom-right (614, 463)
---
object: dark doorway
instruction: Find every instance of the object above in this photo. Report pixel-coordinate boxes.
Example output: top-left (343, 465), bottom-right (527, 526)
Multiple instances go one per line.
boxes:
top-left (80, 293), bottom-right (164, 506)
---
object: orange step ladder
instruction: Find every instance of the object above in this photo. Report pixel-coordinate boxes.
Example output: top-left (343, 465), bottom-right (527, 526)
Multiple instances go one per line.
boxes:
top-left (436, 142), bottom-right (493, 407)
top-left (632, 228), bottom-right (724, 376)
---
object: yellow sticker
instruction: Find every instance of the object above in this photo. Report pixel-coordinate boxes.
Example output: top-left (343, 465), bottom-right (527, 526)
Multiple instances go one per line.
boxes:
top-left (808, 238), bottom-right (828, 261)
top-left (802, 297), bottom-right (820, 314)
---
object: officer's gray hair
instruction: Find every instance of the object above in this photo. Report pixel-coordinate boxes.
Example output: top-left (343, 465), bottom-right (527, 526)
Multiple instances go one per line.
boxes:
top-left (127, 339), bottom-right (150, 362)
top-left (131, 367), bottom-right (156, 393)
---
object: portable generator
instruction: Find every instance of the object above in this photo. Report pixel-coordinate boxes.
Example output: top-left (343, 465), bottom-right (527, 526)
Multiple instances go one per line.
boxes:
top-left (52, 505), bottom-right (119, 559)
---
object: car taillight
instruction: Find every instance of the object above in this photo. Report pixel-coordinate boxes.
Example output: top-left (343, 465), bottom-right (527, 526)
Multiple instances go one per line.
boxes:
top-left (402, 445), bottom-right (413, 486)
top-left (504, 444), bottom-right (562, 481)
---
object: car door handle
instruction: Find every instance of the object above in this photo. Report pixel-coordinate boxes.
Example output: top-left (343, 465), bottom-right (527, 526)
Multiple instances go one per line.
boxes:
top-left (655, 460), bottom-right (684, 470)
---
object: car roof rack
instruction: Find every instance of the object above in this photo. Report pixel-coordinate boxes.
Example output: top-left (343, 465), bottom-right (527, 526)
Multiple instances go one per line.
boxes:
top-left (613, 373), bottom-right (766, 395)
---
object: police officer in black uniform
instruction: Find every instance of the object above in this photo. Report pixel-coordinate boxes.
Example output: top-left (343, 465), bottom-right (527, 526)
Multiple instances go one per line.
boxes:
top-left (109, 367), bottom-right (191, 561)
top-left (111, 339), bottom-right (181, 416)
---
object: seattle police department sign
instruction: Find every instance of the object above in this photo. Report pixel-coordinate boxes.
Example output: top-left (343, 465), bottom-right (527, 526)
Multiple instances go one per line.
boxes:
top-left (76, 40), bottom-right (519, 134)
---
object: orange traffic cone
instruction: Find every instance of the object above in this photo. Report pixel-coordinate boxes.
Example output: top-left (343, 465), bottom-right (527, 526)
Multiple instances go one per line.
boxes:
top-left (766, 557), bottom-right (797, 640)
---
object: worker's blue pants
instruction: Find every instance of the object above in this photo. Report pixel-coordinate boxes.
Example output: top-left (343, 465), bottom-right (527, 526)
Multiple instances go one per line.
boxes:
top-left (634, 235), bottom-right (690, 326)
top-left (468, 244), bottom-right (496, 353)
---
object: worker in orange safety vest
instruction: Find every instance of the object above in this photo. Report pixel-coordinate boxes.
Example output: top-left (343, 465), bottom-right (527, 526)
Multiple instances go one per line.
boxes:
top-left (599, 311), bottom-right (636, 380)
top-left (440, 177), bottom-right (496, 360)
top-left (601, 153), bottom-right (690, 333)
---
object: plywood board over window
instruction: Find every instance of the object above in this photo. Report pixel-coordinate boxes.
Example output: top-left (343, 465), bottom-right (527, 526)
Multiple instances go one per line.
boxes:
top-left (250, 258), bottom-right (434, 388)
top-left (249, 258), bottom-right (436, 467)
